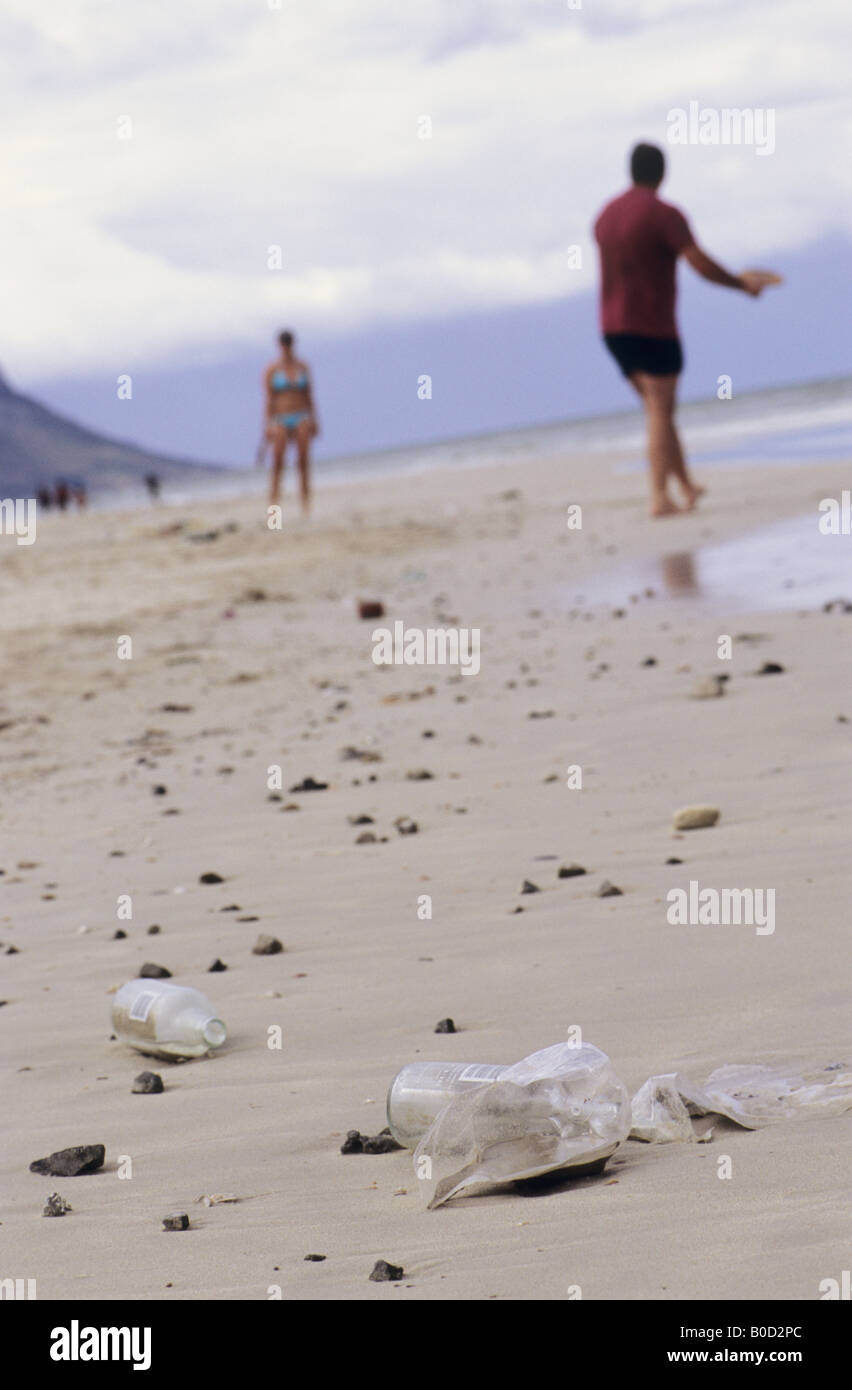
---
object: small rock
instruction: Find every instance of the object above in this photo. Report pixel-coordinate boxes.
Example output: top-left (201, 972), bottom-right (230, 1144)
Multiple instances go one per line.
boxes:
top-left (341, 1128), bottom-right (403, 1155)
top-left (199, 872), bottom-right (225, 884)
top-left (358, 600), bottom-right (385, 620)
top-left (252, 934), bottom-right (283, 955)
top-left (406, 769), bottom-right (434, 781)
top-left (113, 929), bottom-right (127, 940)
top-left (665, 857), bottom-right (683, 865)
top-left (512, 905), bottom-right (524, 914)
top-left (597, 880), bottom-right (623, 898)
top-left (153, 785), bottom-right (168, 796)
top-left (672, 805), bottom-right (720, 830)
top-left (304, 1253), bottom-right (327, 1262)
top-left (557, 863), bottom-right (586, 879)
top-left (356, 832), bottom-right (377, 844)
top-left (520, 880), bottom-right (540, 894)
top-left (690, 676), bottom-right (725, 699)
top-left (132, 1071), bottom-right (164, 1094)
top-left (30, 1144), bottom-right (105, 1177)
top-left (289, 777), bottom-right (328, 792)
top-left (393, 816), bottom-right (418, 836)
top-left (369, 1259), bottom-right (404, 1283)
top-left (757, 661), bottom-right (785, 675)
top-left (147, 924), bottom-right (161, 934)
top-left (641, 657), bottom-right (657, 667)
top-left (208, 958), bottom-right (228, 972)
top-left (348, 814), bottom-right (374, 826)
top-left (43, 1193), bottom-right (72, 1217)
top-left (140, 962), bottom-right (171, 978)
top-left (434, 1018), bottom-right (456, 1033)
top-left (162, 1212), bottom-right (189, 1232)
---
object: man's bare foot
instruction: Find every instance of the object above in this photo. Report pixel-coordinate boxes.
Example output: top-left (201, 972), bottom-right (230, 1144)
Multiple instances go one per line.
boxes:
top-left (650, 495), bottom-right (683, 518)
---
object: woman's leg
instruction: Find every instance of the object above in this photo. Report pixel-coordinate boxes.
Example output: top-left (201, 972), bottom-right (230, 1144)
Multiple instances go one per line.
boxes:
top-left (269, 427), bottom-right (286, 505)
top-left (295, 417), bottom-right (312, 515)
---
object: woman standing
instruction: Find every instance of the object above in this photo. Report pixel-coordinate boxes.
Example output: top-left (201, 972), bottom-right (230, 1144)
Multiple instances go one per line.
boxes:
top-left (262, 329), bottom-right (319, 513)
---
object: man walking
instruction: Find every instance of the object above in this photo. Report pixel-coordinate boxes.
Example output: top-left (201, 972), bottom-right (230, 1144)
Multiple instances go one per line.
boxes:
top-left (594, 142), bottom-right (779, 517)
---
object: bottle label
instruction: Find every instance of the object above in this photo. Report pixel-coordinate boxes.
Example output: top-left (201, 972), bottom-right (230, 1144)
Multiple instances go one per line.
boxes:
top-left (129, 990), bottom-right (157, 1023)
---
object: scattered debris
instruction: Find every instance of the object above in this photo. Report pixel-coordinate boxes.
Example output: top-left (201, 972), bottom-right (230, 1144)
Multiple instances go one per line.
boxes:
top-left (43, 1193), bottom-right (72, 1217)
top-left (434, 1018), bottom-right (456, 1033)
top-left (252, 934), bottom-right (284, 956)
top-left (369, 1259), bottom-right (404, 1283)
top-left (30, 1145), bottom-right (105, 1177)
top-left (132, 1071), bottom-right (164, 1094)
top-left (672, 806), bottom-right (720, 830)
top-left (162, 1213), bottom-right (189, 1232)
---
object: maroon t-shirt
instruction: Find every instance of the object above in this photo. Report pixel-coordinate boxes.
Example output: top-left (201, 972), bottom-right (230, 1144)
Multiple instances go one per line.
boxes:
top-left (593, 186), bottom-right (695, 339)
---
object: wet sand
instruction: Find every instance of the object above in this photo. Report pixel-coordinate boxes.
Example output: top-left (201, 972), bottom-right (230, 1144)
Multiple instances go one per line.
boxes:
top-left (1, 448), bottom-right (850, 1300)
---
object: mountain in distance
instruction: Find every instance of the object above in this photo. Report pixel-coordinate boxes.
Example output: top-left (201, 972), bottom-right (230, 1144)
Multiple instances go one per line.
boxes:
top-left (0, 367), bottom-right (247, 499)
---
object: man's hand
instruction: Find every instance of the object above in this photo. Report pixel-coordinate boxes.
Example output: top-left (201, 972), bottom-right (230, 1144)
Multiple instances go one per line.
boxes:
top-left (739, 269), bottom-right (783, 298)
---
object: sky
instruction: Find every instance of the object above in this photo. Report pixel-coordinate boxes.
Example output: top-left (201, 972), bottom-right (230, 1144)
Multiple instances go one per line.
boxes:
top-left (1, 0), bottom-right (849, 464)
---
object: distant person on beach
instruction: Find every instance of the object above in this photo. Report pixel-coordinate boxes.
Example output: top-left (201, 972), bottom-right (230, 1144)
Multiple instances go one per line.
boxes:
top-left (594, 142), bottom-right (780, 518)
top-left (37, 486), bottom-right (52, 510)
top-left (261, 329), bottom-right (319, 514)
top-left (54, 479), bottom-right (69, 511)
top-left (145, 473), bottom-right (161, 502)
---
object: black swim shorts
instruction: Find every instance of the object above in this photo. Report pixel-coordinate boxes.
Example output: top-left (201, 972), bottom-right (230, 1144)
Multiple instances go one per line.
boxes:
top-left (603, 334), bottom-right (684, 378)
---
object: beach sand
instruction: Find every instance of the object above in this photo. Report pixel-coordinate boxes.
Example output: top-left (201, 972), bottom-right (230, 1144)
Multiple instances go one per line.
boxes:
top-left (2, 449), bottom-right (850, 1301)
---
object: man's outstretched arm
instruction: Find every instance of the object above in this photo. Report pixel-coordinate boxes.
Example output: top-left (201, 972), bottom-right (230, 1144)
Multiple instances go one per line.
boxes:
top-left (682, 244), bottom-right (777, 297)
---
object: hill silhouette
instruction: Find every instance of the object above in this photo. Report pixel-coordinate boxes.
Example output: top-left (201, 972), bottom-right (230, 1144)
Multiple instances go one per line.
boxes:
top-left (0, 368), bottom-right (243, 498)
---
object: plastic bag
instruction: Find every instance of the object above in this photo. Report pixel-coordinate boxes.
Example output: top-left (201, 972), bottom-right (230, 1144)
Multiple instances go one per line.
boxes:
top-left (630, 1062), bottom-right (852, 1143)
top-left (414, 1042), bottom-right (631, 1209)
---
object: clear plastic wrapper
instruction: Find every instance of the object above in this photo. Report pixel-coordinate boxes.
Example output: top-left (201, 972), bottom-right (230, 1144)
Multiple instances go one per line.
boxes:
top-left (412, 1042), bottom-right (631, 1209)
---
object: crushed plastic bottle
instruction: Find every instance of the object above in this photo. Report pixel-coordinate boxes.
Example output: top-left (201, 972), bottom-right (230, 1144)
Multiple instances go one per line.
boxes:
top-left (630, 1062), bottom-right (852, 1142)
top-left (112, 978), bottom-right (227, 1060)
top-left (388, 1042), bottom-right (631, 1209)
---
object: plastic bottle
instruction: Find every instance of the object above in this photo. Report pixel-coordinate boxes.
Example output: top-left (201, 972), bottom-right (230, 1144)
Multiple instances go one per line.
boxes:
top-left (387, 1062), bottom-right (507, 1148)
top-left (387, 1042), bottom-right (632, 1207)
top-left (112, 978), bottom-right (227, 1060)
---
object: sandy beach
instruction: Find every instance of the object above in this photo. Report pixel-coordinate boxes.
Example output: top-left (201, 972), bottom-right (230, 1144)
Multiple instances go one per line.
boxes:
top-left (2, 448), bottom-right (850, 1301)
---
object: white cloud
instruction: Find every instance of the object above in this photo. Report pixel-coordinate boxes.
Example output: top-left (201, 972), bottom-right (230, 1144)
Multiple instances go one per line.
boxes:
top-left (0, 0), bottom-right (848, 377)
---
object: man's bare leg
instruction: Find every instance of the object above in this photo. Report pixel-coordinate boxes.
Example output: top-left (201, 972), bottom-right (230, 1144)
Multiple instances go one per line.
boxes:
top-left (630, 371), bottom-right (704, 515)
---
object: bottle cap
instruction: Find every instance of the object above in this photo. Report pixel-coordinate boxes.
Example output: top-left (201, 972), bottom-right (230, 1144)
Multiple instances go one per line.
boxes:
top-left (202, 1018), bottom-right (227, 1048)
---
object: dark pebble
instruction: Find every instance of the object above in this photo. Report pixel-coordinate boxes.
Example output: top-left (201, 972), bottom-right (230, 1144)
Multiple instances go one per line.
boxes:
top-left (208, 958), bottom-right (228, 972)
top-left (597, 880), bottom-right (623, 898)
top-left (369, 1259), bottom-right (404, 1283)
top-left (557, 863), bottom-right (586, 879)
top-left (140, 962), bottom-right (171, 978)
top-left (434, 1018), bottom-right (456, 1033)
top-left (358, 600), bottom-right (384, 620)
top-left (113, 929), bottom-right (127, 940)
top-left (512, 905), bottom-right (524, 914)
top-left (30, 1144), bottom-right (105, 1177)
top-left (394, 816), bottom-right (418, 835)
top-left (199, 872), bottom-right (225, 884)
top-left (289, 777), bottom-right (328, 792)
top-left (757, 662), bottom-right (785, 675)
top-left (341, 1128), bottom-right (403, 1155)
top-left (666, 857), bottom-right (683, 865)
top-left (405, 769), bottom-right (434, 781)
top-left (520, 880), bottom-right (540, 894)
top-left (355, 832), bottom-right (377, 844)
top-left (641, 657), bottom-right (657, 666)
top-left (348, 814), bottom-right (374, 826)
top-left (132, 1071), bottom-right (164, 1094)
top-left (162, 1213), bottom-right (189, 1231)
top-left (252, 934), bottom-right (283, 955)
top-left (147, 924), bottom-right (161, 935)
top-left (153, 785), bottom-right (168, 796)
top-left (219, 905), bottom-right (241, 913)
top-left (304, 1253), bottom-right (327, 1262)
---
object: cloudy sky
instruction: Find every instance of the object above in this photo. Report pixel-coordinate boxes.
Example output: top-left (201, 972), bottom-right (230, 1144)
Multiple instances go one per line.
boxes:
top-left (2, 0), bottom-right (849, 463)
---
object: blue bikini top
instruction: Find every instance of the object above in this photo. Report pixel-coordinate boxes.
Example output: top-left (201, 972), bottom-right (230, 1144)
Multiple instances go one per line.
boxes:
top-left (271, 368), bottom-right (308, 391)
